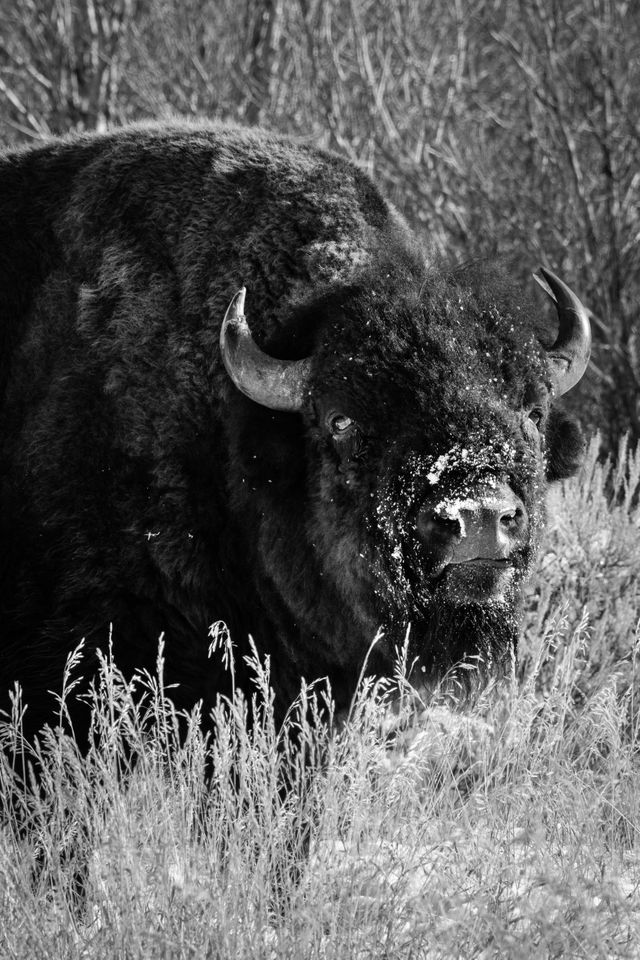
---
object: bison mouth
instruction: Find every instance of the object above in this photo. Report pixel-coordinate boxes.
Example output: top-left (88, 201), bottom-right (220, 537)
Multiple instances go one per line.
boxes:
top-left (400, 543), bottom-right (525, 611)
top-left (430, 558), bottom-right (517, 604)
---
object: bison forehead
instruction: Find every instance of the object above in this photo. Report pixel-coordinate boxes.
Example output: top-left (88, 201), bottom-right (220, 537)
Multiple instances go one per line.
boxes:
top-left (311, 340), bottom-right (547, 450)
top-left (311, 271), bottom-right (549, 413)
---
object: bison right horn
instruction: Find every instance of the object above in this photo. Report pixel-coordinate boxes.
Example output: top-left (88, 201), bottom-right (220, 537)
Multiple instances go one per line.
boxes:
top-left (534, 267), bottom-right (591, 397)
top-left (220, 288), bottom-right (312, 411)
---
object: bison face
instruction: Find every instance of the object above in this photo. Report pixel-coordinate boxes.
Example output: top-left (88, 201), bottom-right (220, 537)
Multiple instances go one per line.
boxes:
top-left (221, 265), bottom-right (590, 684)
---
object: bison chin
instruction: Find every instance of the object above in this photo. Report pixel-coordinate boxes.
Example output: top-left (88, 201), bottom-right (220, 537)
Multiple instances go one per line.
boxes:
top-left (402, 590), bottom-right (519, 695)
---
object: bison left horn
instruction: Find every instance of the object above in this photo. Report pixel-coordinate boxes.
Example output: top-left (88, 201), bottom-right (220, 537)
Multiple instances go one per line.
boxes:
top-left (220, 288), bottom-right (312, 411)
top-left (534, 267), bottom-right (591, 397)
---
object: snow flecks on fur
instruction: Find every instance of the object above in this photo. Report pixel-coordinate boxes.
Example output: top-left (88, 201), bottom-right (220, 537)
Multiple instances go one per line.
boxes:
top-left (425, 442), bottom-right (517, 489)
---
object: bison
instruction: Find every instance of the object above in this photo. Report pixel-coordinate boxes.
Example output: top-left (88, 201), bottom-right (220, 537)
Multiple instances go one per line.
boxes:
top-left (0, 122), bottom-right (590, 741)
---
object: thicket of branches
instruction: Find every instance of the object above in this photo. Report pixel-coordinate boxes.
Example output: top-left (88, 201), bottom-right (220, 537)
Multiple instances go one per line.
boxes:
top-left (1, 0), bottom-right (638, 448)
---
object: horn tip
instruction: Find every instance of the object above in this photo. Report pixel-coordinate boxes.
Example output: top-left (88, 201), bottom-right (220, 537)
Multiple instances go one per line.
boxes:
top-left (234, 286), bottom-right (247, 314)
top-left (533, 268), bottom-right (555, 300)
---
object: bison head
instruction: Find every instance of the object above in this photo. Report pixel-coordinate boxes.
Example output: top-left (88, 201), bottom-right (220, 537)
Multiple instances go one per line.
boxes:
top-left (219, 264), bottom-right (590, 691)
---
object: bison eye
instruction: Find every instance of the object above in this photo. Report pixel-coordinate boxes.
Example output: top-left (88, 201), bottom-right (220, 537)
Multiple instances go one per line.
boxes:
top-left (327, 413), bottom-right (355, 437)
top-left (528, 408), bottom-right (543, 429)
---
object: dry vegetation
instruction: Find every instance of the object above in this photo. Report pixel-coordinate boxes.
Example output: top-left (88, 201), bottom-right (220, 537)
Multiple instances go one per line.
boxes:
top-left (1, 437), bottom-right (639, 959)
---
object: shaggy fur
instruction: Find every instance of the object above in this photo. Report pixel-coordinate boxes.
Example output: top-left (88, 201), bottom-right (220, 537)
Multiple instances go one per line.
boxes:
top-left (0, 123), bottom-right (586, 735)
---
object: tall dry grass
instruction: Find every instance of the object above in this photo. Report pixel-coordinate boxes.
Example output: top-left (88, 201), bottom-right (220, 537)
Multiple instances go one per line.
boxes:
top-left (1, 436), bottom-right (639, 959)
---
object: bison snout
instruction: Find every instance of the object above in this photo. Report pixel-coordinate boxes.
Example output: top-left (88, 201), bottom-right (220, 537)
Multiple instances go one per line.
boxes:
top-left (417, 483), bottom-right (528, 564)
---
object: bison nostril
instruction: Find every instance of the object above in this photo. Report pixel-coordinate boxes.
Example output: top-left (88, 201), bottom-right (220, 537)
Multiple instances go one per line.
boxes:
top-left (435, 516), bottom-right (461, 539)
top-left (417, 509), bottom-right (462, 545)
top-left (500, 509), bottom-right (515, 528)
top-left (500, 505), bottom-right (525, 534)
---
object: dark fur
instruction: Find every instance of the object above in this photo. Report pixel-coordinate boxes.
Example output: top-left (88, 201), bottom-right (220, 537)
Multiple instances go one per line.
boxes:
top-left (0, 123), bottom-right (585, 737)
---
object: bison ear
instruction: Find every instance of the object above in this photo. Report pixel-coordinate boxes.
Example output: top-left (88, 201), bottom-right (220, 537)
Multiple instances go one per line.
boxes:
top-left (220, 288), bottom-right (312, 412)
top-left (545, 408), bottom-right (586, 481)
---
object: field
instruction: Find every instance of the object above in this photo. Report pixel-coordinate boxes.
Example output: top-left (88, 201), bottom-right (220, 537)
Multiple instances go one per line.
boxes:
top-left (1, 436), bottom-right (639, 959)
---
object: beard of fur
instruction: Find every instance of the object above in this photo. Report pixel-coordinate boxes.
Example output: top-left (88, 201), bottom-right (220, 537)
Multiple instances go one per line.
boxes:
top-left (370, 592), bottom-right (519, 702)
top-left (420, 594), bottom-right (516, 672)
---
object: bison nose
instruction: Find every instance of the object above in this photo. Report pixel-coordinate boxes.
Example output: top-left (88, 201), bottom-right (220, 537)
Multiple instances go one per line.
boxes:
top-left (417, 484), bottom-right (528, 563)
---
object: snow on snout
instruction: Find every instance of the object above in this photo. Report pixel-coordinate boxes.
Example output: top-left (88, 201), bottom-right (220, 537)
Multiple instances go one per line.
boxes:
top-left (433, 475), bottom-right (509, 540)
top-left (433, 498), bottom-right (478, 539)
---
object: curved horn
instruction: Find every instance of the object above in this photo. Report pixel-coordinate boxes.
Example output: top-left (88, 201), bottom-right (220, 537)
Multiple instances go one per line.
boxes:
top-left (533, 267), bottom-right (591, 397)
top-left (220, 288), bottom-right (312, 411)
